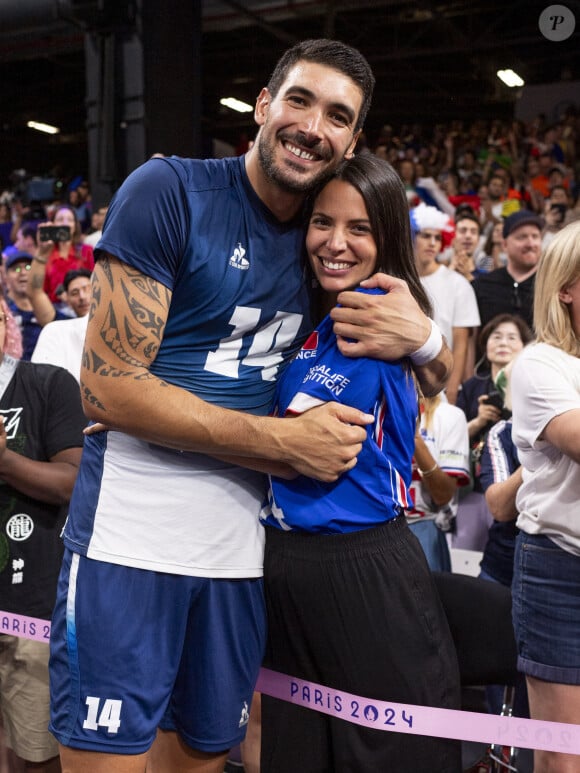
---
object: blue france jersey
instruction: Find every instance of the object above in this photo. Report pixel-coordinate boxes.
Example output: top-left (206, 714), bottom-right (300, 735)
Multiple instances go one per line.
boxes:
top-left (62, 155), bottom-right (314, 577)
top-left (96, 155), bottom-right (313, 414)
top-left (261, 289), bottom-right (418, 534)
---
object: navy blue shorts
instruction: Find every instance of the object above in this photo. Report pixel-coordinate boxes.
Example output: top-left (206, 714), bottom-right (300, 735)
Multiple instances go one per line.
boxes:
top-left (49, 549), bottom-right (266, 754)
top-left (512, 532), bottom-right (580, 685)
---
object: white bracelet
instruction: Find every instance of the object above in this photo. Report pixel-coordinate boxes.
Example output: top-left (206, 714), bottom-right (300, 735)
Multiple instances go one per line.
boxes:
top-left (409, 319), bottom-right (443, 366)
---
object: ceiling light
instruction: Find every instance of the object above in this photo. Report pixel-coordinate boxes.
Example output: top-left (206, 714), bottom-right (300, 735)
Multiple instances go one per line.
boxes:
top-left (27, 120), bottom-right (60, 135)
top-left (220, 97), bottom-right (253, 113)
top-left (496, 69), bottom-right (524, 88)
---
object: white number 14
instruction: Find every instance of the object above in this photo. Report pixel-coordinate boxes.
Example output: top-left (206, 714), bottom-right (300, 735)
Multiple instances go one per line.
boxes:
top-left (83, 696), bottom-right (122, 734)
top-left (205, 307), bottom-right (303, 382)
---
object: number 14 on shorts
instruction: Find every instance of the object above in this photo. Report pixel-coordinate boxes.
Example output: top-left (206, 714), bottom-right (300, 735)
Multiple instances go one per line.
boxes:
top-left (83, 696), bottom-right (123, 733)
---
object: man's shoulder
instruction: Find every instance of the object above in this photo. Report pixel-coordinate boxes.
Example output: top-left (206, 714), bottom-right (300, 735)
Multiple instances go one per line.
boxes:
top-left (162, 154), bottom-right (243, 193)
top-left (472, 266), bottom-right (509, 291)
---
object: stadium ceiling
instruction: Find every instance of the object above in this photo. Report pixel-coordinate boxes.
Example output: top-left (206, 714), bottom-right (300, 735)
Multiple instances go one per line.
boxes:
top-left (0, 0), bottom-right (579, 177)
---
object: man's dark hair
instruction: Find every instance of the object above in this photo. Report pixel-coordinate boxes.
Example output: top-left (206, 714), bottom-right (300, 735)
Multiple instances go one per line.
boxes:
top-left (454, 209), bottom-right (481, 233)
top-left (63, 268), bottom-right (91, 292)
top-left (20, 224), bottom-right (38, 245)
top-left (266, 39), bottom-right (375, 131)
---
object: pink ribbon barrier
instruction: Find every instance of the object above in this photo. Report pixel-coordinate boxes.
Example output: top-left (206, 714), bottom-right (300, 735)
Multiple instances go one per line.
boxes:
top-left (2, 609), bottom-right (579, 755)
top-left (0, 610), bottom-right (51, 643)
top-left (256, 667), bottom-right (580, 755)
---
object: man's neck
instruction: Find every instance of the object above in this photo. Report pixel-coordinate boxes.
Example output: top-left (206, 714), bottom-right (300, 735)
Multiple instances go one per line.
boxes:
top-left (244, 148), bottom-right (306, 223)
top-left (418, 260), bottom-right (440, 278)
top-left (506, 262), bottom-right (537, 283)
top-left (6, 291), bottom-right (32, 312)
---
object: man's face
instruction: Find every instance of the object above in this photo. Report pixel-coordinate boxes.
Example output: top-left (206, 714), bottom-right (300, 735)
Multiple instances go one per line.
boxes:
top-left (254, 61), bottom-right (363, 193)
top-left (65, 277), bottom-right (91, 317)
top-left (92, 206), bottom-right (108, 232)
top-left (14, 229), bottom-right (36, 254)
top-left (414, 230), bottom-right (442, 272)
top-left (488, 177), bottom-right (505, 200)
top-left (503, 225), bottom-right (542, 273)
top-left (454, 218), bottom-right (480, 256)
top-left (549, 188), bottom-right (568, 206)
top-left (5, 260), bottom-right (31, 299)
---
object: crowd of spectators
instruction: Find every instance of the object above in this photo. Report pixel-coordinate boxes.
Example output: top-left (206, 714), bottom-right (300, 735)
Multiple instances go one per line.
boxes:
top-left (0, 108), bottom-right (578, 771)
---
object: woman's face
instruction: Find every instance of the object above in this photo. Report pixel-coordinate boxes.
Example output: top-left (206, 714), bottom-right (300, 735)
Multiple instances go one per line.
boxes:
top-left (54, 207), bottom-right (76, 236)
top-left (306, 178), bottom-right (377, 294)
top-left (492, 222), bottom-right (504, 244)
top-left (485, 321), bottom-right (524, 367)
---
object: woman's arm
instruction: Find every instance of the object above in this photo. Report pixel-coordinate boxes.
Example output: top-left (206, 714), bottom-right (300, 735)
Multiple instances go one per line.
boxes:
top-left (484, 466), bottom-right (523, 521)
top-left (542, 409), bottom-right (580, 464)
top-left (414, 434), bottom-right (456, 507)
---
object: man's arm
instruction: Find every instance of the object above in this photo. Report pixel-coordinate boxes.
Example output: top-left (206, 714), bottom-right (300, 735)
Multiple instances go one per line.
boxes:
top-left (81, 254), bottom-right (372, 483)
top-left (329, 273), bottom-right (453, 397)
top-left (0, 415), bottom-right (81, 505)
top-left (26, 233), bottom-right (57, 327)
top-left (446, 326), bottom-right (470, 405)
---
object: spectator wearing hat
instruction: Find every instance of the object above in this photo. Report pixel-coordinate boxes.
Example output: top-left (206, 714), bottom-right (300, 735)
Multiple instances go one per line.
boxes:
top-left (3, 250), bottom-right (43, 361)
top-left (472, 210), bottom-right (542, 335)
top-left (412, 203), bottom-right (481, 404)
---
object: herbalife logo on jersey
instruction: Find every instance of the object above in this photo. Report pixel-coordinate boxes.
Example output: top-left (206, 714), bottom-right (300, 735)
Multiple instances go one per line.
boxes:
top-left (296, 331), bottom-right (318, 360)
top-left (229, 242), bottom-right (250, 270)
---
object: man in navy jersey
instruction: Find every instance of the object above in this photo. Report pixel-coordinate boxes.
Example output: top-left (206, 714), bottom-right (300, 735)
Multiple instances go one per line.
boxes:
top-left (49, 39), bottom-right (452, 773)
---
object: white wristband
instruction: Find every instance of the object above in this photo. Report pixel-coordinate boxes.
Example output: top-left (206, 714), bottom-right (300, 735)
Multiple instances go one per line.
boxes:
top-left (410, 319), bottom-right (443, 366)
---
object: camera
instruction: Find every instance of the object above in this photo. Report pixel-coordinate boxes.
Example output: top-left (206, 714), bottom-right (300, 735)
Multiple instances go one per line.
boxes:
top-left (485, 388), bottom-right (511, 421)
top-left (485, 388), bottom-right (503, 411)
top-left (550, 203), bottom-right (567, 224)
top-left (39, 225), bottom-right (71, 243)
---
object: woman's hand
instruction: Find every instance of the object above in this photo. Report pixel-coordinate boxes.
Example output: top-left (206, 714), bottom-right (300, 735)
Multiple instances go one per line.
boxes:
top-left (474, 394), bottom-right (501, 429)
top-left (36, 221), bottom-right (55, 260)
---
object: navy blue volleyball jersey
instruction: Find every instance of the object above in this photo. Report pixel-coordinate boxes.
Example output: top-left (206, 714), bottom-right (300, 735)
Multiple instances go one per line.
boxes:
top-left (96, 155), bottom-right (313, 415)
top-left (261, 289), bottom-right (418, 533)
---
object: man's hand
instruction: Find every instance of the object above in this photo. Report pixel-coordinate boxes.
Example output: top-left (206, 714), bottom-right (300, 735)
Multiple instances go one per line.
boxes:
top-left (277, 402), bottom-right (373, 482)
top-left (449, 247), bottom-right (475, 282)
top-left (330, 271), bottom-right (452, 397)
top-left (330, 272), bottom-right (431, 359)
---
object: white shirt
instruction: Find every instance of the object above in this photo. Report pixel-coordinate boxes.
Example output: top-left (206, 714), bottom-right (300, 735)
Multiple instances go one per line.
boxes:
top-left (31, 314), bottom-right (89, 383)
top-left (408, 401), bottom-right (470, 522)
top-left (420, 265), bottom-right (481, 348)
top-left (511, 342), bottom-right (580, 555)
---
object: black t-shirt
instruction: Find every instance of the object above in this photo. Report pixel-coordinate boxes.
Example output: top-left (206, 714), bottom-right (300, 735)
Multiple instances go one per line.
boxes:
top-left (0, 360), bottom-right (85, 618)
top-left (472, 267), bottom-right (535, 332)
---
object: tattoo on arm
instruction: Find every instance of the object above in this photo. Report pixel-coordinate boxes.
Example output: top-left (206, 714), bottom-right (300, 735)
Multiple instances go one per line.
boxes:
top-left (100, 254), bottom-right (114, 288)
top-left (120, 280), bottom-right (164, 343)
top-left (124, 266), bottom-right (170, 307)
top-left (80, 383), bottom-right (106, 412)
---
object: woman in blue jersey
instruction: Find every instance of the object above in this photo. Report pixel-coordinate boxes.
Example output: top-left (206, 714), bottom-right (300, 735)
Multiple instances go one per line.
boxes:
top-left (259, 153), bottom-right (462, 772)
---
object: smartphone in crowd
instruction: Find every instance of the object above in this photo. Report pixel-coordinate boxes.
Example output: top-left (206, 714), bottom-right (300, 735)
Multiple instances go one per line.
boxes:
top-left (38, 225), bottom-right (71, 243)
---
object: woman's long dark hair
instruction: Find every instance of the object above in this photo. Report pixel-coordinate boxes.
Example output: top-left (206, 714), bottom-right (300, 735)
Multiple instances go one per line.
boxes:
top-left (308, 151), bottom-right (432, 317)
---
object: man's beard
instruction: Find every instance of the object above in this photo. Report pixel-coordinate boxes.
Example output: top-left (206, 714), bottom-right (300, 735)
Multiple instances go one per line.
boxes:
top-left (257, 130), bottom-right (336, 194)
